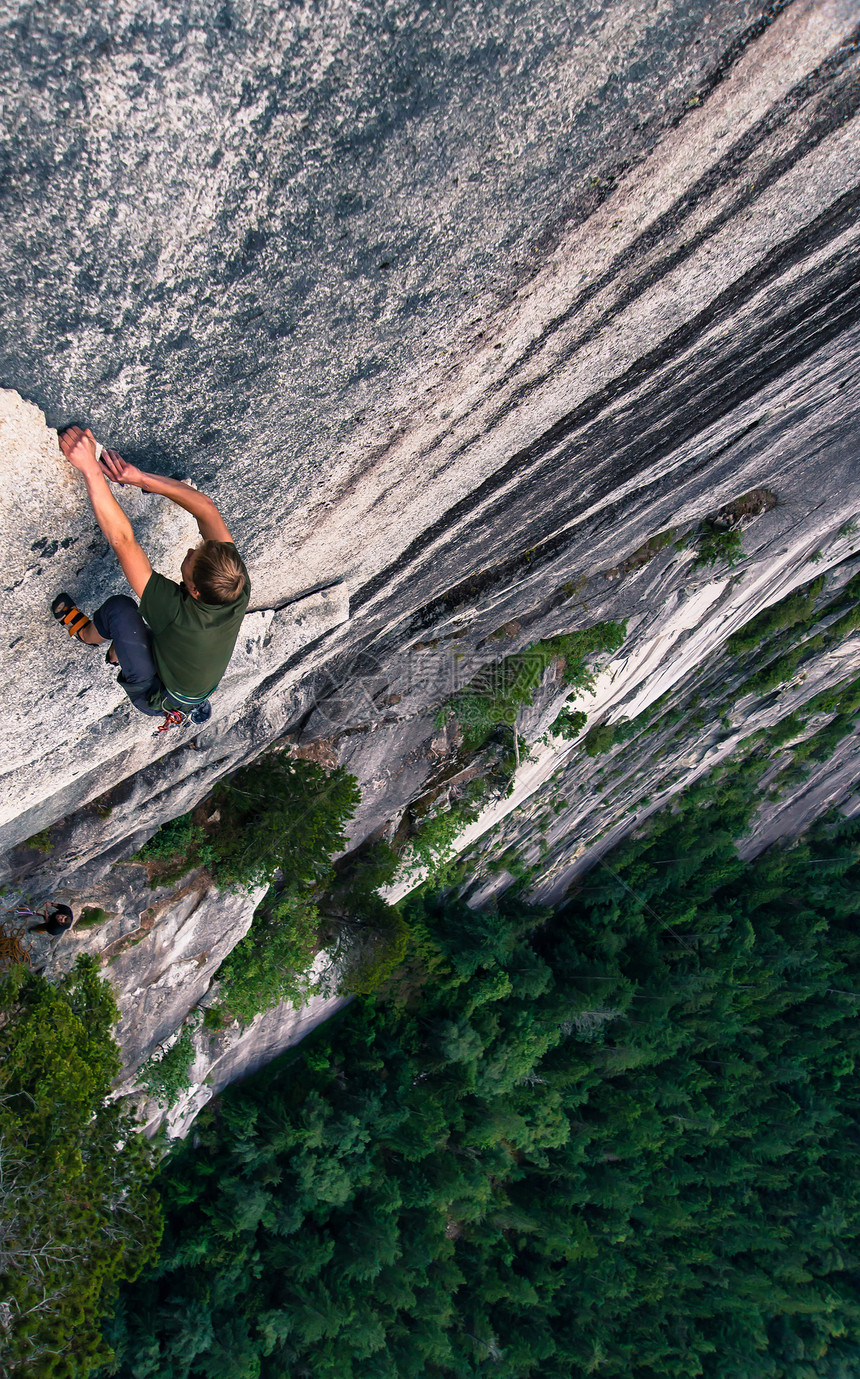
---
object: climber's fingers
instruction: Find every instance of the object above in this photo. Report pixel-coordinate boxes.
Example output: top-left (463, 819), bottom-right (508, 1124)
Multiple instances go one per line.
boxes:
top-left (58, 425), bottom-right (97, 470)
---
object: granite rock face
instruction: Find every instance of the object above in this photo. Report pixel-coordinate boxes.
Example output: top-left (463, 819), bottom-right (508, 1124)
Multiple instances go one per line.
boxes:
top-left (427, 555), bottom-right (860, 913)
top-left (1, 0), bottom-right (859, 1127)
top-left (5, 863), bottom-right (347, 1137)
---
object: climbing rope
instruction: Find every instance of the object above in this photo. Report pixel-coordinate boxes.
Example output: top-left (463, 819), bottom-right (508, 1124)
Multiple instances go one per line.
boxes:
top-left (0, 917), bottom-right (31, 973)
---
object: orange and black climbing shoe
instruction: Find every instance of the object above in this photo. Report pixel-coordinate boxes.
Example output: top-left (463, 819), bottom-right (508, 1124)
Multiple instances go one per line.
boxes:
top-left (51, 592), bottom-right (93, 642)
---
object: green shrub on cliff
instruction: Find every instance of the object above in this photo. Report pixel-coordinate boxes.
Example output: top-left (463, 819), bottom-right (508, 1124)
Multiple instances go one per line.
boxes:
top-left (444, 620), bottom-right (627, 750)
top-left (140, 759), bottom-right (407, 1025)
top-left (210, 754), bottom-right (361, 889)
top-left (135, 812), bottom-right (210, 884)
top-left (216, 892), bottom-right (322, 1024)
top-left (138, 1014), bottom-right (201, 1109)
top-left (693, 522), bottom-right (744, 568)
top-left (0, 957), bottom-right (161, 1377)
top-left (583, 720), bottom-right (620, 755)
top-left (804, 672), bottom-right (860, 717)
top-left (791, 702), bottom-right (860, 766)
top-left (726, 575), bottom-right (825, 656)
top-left (738, 628), bottom-right (829, 698)
top-left (401, 799), bottom-right (480, 883)
top-left (549, 705), bottom-right (588, 739)
top-left (136, 755), bottom-right (361, 891)
top-left (137, 812), bottom-right (203, 865)
top-left (824, 600), bottom-right (860, 643)
top-left (769, 710), bottom-right (807, 747)
top-left (319, 841), bottom-right (410, 997)
top-left (23, 826), bottom-right (54, 854)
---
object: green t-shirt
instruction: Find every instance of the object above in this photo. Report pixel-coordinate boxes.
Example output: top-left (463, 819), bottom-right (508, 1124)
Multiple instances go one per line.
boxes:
top-left (139, 545), bottom-right (251, 699)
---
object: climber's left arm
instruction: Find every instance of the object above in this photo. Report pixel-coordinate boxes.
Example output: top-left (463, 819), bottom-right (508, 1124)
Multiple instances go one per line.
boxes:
top-left (98, 450), bottom-right (234, 543)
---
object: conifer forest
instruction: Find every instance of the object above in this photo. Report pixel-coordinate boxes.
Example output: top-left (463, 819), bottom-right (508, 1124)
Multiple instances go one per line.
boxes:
top-left (101, 763), bottom-right (860, 1379)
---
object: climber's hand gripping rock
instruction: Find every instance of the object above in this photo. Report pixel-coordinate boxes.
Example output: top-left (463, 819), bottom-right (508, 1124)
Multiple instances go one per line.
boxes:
top-left (99, 448), bottom-right (149, 489)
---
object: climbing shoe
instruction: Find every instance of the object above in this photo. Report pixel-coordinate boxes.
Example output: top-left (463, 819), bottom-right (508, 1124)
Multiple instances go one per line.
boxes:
top-left (51, 592), bottom-right (93, 642)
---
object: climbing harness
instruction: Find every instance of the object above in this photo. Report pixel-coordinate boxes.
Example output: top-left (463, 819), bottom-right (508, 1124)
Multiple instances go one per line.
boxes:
top-left (152, 687), bottom-right (214, 736)
top-left (153, 703), bottom-right (213, 735)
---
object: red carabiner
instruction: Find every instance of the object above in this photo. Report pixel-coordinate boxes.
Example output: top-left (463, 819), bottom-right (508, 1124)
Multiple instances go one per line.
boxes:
top-left (156, 710), bottom-right (185, 734)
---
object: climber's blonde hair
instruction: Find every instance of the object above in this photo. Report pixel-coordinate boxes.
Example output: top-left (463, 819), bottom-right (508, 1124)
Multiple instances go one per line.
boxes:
top-left (191, 541), bottom-right (246, 605)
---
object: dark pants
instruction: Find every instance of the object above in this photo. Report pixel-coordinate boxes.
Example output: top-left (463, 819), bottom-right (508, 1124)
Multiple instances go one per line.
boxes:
top-left (93, 595), bottom-right (165, 717)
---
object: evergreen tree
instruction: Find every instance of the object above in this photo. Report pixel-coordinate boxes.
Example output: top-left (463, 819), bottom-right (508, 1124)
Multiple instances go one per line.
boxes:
top-left (101, 772), bottom-right (860, 1379)
top-left (0, 957), bottom-right (161, 1377)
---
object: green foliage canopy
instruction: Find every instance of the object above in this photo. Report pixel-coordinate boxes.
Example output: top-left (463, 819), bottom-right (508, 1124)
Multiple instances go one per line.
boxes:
top-left (0, 957), bottom-right (161, 1378)
top-left (693, 524), bottom-right (744, 569)
top-left (726, 576), bottom-right (825, 656)
top-left (216, 893), bottom-right (321, 1024)
top-left (102, 762), bottom-right (860, 1379)
top-left (137, 755), bottom-right (361, 892)
top-left (210, 755), bottom-right (361, 889)
top-left (209, 771), bottom-right (404, 1023)
top-left (139, 1016), bottom-right (200, 1109)
top-left (444, 621), bottom-right (626, 750)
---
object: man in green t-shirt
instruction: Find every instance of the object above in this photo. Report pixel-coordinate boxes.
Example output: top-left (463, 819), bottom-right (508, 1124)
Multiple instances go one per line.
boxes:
top-left (52, 426), bottom-right (250, 721)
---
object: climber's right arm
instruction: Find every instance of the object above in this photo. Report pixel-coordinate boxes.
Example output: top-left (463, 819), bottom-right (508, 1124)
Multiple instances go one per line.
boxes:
top-left (59, 427), bottom-right (153, 597)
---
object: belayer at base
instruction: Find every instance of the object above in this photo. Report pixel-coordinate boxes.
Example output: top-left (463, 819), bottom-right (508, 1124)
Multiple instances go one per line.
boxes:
top-left (52, 427), bottom-right (250, 726)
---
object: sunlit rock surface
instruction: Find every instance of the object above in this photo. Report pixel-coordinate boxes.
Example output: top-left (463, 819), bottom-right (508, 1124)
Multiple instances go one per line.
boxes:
top-left (1, 0), bottom-right (859, 1129)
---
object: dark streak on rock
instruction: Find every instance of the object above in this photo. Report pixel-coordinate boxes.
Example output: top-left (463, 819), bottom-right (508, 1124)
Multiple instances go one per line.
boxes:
top-left (374, 37), bottom-right (860, 485)
top-left (355, 185), bottom-right (860, 620)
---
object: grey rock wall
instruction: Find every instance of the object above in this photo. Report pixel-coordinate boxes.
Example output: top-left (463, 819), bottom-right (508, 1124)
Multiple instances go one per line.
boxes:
top-left (5, 861), bottom-right (346, 1137)
top-left (0, 0), bottom-right (789, 561)
top-left (450, 566), bottom-right (860, 912)
top-left (1, 0), bottom-right (859, 1126)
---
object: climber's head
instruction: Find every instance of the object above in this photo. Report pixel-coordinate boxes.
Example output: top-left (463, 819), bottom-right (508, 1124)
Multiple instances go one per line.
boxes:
top-left (181, 541), bottom-right (247, 604)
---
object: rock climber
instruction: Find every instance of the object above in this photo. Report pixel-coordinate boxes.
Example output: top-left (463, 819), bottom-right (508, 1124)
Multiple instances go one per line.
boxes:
top-left (16, 901), bottom-right (74, 937)
top-left (51, 426), bottom-right (250, 723)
